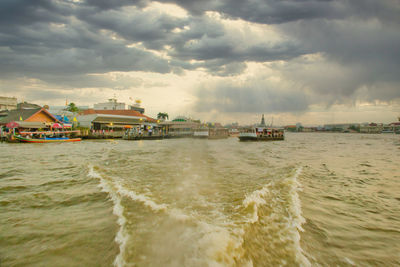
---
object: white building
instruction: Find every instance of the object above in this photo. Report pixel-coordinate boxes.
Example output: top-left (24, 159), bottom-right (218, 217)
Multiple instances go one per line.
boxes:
top-left (128, 99), bottom-right (145, 114)
top-left (94, 98), bottom-right (126, 110)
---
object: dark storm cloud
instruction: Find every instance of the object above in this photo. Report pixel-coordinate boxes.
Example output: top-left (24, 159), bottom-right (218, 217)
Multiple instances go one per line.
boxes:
top-left (82, 0), bottom-right (148, 10)
top-left (0, 0), bottom-right (312, 84)
top-left (273, 17), bottom-right (400, 103)
top-left (160, 0), bottom-right (400, 25)
top-left (76, 6), bottom-right (187, 50)
top-left (0, 0), bottom-right (70, 27)
top-left (0, 1), bottom-right (171, 81)
top-left (1, 0), bottom-right (399, 112)
top-left (194, 82), bottom-right (310, 113)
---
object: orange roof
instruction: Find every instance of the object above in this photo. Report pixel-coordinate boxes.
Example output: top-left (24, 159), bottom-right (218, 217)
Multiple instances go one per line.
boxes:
top-left (83, 109), bottom-right (157, 122)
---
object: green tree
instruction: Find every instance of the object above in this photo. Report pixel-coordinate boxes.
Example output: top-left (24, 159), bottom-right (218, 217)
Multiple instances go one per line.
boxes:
top-left (67, 103), bottom-right (79, 112)
top-left (349, 125), bottom-right (360, 132)
top-left (157, 112), bottom-right (169, 120)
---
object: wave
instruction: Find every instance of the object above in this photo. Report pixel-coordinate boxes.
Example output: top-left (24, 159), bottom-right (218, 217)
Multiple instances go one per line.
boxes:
top-left (88, 164), bottom-right (310, 266)
top-left (88, 164), bottom-right (196, 266)
top-left (115, 183), bottom-right (168, 212)
top-left (242, 166), bottom-right (310, 266)
top-left (195, 221), bottom-right (253, 267)
top-left (88, 165), bottom-right (128, 267)
top-left (242, 183), bottom-right (270, 224)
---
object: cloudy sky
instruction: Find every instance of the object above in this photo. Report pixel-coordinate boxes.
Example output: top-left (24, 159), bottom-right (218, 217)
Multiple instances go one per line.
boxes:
top-left (1, 0), bottom-right (399, 125)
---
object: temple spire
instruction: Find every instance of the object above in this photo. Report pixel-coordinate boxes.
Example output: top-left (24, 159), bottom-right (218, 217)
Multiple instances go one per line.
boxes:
top-left (260, 114), bottom-right (266, 126)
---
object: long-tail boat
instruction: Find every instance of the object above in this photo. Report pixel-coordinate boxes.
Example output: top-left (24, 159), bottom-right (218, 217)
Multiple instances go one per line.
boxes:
top-left (14, 130), bottom-right (81, 143)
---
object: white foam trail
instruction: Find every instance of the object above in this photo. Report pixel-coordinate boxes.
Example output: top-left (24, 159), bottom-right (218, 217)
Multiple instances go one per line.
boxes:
top-left (196, 221), bottom-right (249, 267)
top-left (242, 183), bottom-right (271, 223)
top-left (88, 165), bottom-right (128, 267)
top-left (286, 166), bottom-right (311, 267)
top-left (113, 180), bottom-right (248, 265)
top-left (242, 166), bottom-right (311, 267)
top-left (290, 166), bottom-right (306, 232)
top-left (115, 183), bottom-right (168, 212)
top-left (169, 208), bottom-right (192, 222)
top-left (115, 182), bottom-right (194, 223)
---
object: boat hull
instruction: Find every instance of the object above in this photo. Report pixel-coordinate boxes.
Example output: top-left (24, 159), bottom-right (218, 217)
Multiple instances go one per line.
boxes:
top-left (15, 136), bottom-right (81, 143)
top-left (239, 136), bottom-right (284, 142)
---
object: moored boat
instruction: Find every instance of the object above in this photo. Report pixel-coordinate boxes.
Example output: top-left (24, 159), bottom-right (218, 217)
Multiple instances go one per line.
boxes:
top-left (14, 130), bottom-right (81, 143)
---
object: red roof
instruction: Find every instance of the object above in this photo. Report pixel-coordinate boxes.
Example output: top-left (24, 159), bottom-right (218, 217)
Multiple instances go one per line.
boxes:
top-left (83, 109), bottom-right (157, 122)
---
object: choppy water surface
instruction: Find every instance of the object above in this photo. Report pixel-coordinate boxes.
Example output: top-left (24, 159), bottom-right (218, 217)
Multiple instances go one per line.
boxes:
top-left (1, 133), bottom-right (399, 266)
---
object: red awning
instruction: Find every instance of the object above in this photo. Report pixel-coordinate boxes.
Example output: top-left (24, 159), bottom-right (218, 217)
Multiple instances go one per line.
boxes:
top-left (52, 123), bottom-right (62, 128)
top-left (6, 121), bottom-right (20, 128)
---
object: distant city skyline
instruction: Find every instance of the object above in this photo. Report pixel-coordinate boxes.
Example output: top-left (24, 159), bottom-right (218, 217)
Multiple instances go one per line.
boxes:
top-left (1, 1), bottom-right (399, 125)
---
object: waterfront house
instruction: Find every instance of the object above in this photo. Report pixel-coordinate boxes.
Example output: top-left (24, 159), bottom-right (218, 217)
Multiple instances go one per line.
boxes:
top-left (323, 123), bottom-right (360, 132)
top-left (360, 123), bottom-right (383, 133)
top-left (160, 121), bottom-right (200, 137)
top-left (76, 109), bottom-right (157, 131)
top-left (0, 107), bottom-right (60, 129)
top-left (284, 125), bottom-right (298, 132)
top-left (0, 107), bottom-right (61, 141)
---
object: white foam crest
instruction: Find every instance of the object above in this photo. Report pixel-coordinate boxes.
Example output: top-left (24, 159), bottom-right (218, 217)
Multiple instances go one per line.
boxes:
top-left (88, 165), bottom-right (128, 267)
top-left (87, 166), bottom-right (102, 179)
top-left (196, 221), bottom-right (248, 267)
top-left (284, 166), bottom-right (311, 267)
top-left (289, 166), bottom-right (306, 232)
top-left (242, 183), bottom-right (271, 223)
top-left (169, 208), bottom-right (192, 222)
top-left (241, 166), bottom-right (310, 266)
top-left (115, 183), bottom-right (168, 212)
top-left (114, 182), bottom-right (195, 223)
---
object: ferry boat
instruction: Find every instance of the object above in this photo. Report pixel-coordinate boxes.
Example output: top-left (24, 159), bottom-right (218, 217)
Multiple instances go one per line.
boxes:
top-left (14, 130), bottom-right (81, 143)
top-left (239, 127), bottom-right (284, 142)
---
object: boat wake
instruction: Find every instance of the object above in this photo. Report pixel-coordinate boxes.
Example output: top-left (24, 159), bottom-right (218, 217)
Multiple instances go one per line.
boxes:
top-left (89, 162), bottom-right (309, 266)
top-left (88, 165), bottom-right (128, 267)
top-left (241, 166), bottom-right (310, 266)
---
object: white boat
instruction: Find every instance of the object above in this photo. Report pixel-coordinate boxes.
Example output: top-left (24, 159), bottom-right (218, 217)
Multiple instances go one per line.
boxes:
top-left (239, 127), bottom-right (284, 141)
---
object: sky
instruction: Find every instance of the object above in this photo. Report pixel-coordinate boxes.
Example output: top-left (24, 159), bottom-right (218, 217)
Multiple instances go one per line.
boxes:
top-left (1, 0), bottom-right (400, 125)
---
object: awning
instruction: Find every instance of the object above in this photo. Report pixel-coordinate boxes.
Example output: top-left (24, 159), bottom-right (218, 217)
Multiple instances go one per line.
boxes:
top-left (16, 121), bottom-right (47, 128)
top-left (106, 125), bottom-right (125, 128)
top-left (93, 116), bottom-right (142, 124)
top-left (6, 121), bottom-right (19, 128)
top-left (52, 123), bottom-right (62, 128)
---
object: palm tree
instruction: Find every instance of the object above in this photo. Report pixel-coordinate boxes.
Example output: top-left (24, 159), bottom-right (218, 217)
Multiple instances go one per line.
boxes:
top-left (67, 102), bottom-right (79, 112)
top-left (157, 112), bottom-right (169, 120)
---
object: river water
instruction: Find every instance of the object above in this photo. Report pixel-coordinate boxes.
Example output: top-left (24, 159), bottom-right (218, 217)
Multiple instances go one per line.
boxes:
top-left (1, 133), bottom-right (399, 266)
